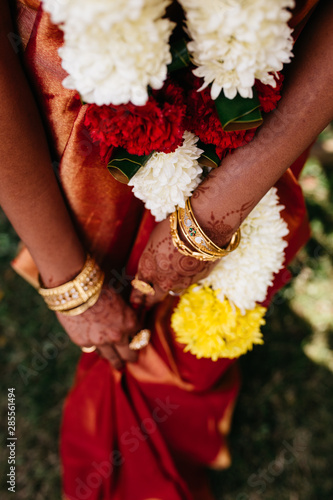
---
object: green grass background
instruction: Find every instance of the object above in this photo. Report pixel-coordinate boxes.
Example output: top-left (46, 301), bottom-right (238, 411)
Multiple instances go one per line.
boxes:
top-left (1, 127), bottom-right (333, 499)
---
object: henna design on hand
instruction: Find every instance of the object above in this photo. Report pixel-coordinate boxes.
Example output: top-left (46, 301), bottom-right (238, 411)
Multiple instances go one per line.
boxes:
top-left (198, 199), bottom-right (256, 247)
top-left (56, 286), bottom-right (138, 347)
top-left (138, 220), bottom-right (211, 295)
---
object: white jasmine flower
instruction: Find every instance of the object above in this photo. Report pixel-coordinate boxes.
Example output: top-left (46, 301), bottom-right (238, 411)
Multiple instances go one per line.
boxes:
top-left (179, 0), bottom-right (295, 99)
top-left (200, 188), bottom-right (289, 312)
top-left (42, 0), bottom-right (145, 26)
top-left (128, 132), bottom-right (203, 221)
top-left (42, 0), bottom-right (174, 106)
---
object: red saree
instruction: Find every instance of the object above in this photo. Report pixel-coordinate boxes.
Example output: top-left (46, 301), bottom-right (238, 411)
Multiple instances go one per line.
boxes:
top-left (11, 1), bottom-right (319, 499)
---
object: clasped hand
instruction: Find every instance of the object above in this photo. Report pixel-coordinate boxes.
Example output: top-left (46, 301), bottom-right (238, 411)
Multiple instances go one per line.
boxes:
top-left (57, 218), bottom-right (214, 368)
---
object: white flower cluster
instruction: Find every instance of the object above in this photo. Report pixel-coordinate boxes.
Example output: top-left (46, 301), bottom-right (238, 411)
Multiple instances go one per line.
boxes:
top-left (42, 0), bottom-right (174, 106)
top-left (200, 187), bottom-right (289, 312)
top-left (179, 0), bottom-right (294, 100)
top-left (128, 132), bottom-right (203, 221)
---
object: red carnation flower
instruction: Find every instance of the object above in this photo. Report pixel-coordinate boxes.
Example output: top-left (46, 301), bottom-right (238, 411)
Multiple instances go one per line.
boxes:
top-left (185, 82), bottom-right (256, 159)
top-left (185, 74), bottom-right (283, 159)
top-left (84, 80), bottom-right (186, 162)
top-left (255, 74), bottom-right (283, 113)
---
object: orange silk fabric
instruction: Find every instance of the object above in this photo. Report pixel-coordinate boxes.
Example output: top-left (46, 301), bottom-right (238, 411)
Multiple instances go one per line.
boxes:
top-left (11, 1), bottom-right (317, 499)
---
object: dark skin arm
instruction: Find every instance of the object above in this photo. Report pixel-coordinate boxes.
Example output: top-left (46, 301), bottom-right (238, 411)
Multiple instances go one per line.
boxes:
top-left (131, 0), bottom-right (333, 307)
top-left (192, 0), bottom-right (333, 247)
top-left (0, 0), bottom-right (139, 368)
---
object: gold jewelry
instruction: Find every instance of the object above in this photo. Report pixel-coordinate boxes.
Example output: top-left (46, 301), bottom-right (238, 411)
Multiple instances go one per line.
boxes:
top-left (58, 292), bottom-right (101, 316)
top-left (38, 254), bottom-right (104, 313)
top-left (131, 276), bottom-right (155, 296)
top-left (81, 345), bottom-right (97, 353)
top-left (178, 199), bottom-right (241, 258)
top-left (129, 329), bottom-right (151, 350)
top-left (169, 212), bottom-right (215, 262)
top-left (178, 205), bottom-right (221, 257)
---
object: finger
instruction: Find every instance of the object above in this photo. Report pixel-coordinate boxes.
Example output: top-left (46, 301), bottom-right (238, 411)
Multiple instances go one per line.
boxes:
top-left (129, 285), bottom-right (167, 309)
top-left (113, 335), bottom-right (138, 363)
top-left (140, 284), bottom-right (168, 308)
top-left (130, 271), bottom-right (167, 309)
top-left (129, 287), bottom-right (147, 308)
top-left (98, 344), bottom-right (124, 370)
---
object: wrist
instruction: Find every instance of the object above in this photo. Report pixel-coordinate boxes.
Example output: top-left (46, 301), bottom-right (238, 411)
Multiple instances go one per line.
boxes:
top-left (38, 254), bottom-right (105, 315)
top-left (34, 236), bottom-right (86, 288)
top-left (190, 196), bottom-right (236, 248)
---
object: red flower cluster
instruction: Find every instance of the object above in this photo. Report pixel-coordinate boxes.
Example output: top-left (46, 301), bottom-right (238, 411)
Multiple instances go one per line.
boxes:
top-left (256, 74), bottom-right (283, 113)
top-left (84, 81), bottom-right (186, 162)
top-left (185, 75), bottom-right (283, 159)
top-left (185, 85), bottom-right (255, 159)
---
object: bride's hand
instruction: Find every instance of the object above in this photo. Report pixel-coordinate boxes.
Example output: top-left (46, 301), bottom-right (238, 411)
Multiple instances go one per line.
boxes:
top-left (129, 217), bottom-right (215, 308)
top-left (56, 285), bottom-right (140, 369)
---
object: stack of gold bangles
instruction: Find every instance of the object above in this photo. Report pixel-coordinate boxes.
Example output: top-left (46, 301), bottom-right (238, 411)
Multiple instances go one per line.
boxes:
top-left (38, 254), bottom-right (105, 316)
top-left (170, 198), bottom-right (241, 262)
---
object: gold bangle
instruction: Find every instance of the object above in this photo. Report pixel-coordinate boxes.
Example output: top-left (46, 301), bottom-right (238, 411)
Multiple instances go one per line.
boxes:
top-left (178, 207), bottom-right (221, 259)
top-left (169, 212), bottom-right (217, 262)
top-left (187, 198), bottom-right (241, 254)
top-left (58, 292), bottom-right (101, 316)
top-left (38, 254), bottom-right (105, 312)
top-left (178, 199), bottom-right (241, 258)
top-left (178, 204), bottom-right (220, 257)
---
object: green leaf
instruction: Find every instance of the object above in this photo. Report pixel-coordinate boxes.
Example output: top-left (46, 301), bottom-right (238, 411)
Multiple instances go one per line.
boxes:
top-left (215, 88), bottom-right (263, 131)
top-left (107, 149), bottom-right (152, 184)
top-left (197, 141), bottom-right (220, 168)
top-left (167, 39), bottom-right (191, 73)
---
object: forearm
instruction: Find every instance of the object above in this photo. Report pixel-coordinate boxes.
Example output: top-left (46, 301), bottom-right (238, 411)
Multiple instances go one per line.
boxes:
top-left (192, 0), bottom-right (333, 247)
top-left (0, 0), bottom-right (85, 286)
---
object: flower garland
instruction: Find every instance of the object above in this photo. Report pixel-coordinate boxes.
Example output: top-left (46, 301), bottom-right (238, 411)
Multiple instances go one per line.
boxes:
top-left (128, 131), bottom-right (203, 221)
top-left (171, 286), bottom-right (266, 361)
top-left (179, 0), bottom-right (294, 100)
top-left (171, 187), bottom-right (289, 360)
top-left (42, 0), bottom-right (175, 106)
top-left (84, 81), bottom-right (186, 161)
top-left (41, 0), bottom-right (296, 360)
top-left (185, 75), bottom-right (283, 159)
top-left (199, 187), bottom-right (289, 313)
top-left (42, 0), bottom-right (294, 105)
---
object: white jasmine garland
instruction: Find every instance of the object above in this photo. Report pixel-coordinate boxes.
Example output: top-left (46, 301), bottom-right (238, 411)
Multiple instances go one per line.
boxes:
top-left (179, 0), bottom-right (295, 100)
top-left (200, 187), bottom-right (289, 312)
top-left (42, 0), bottom-right (174, 106)
top-left (128, 132), bottom-right (203, 222)
top-left (42, 0), bottom-right (145, 26)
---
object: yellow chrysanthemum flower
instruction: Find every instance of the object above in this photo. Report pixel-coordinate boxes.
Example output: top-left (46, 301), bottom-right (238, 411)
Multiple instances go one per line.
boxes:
top-left (171, 286), bottom-right (266, 361)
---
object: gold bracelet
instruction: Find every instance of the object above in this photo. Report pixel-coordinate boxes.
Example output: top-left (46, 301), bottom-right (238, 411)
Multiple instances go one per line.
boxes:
top-left (38, 254), bottom-right (105, 312)
top-left (178, 206), bottom-right (221, 258)
top-left (186, 198), bottom-right (241, 254)
top-left (169, 212), bottom-right (217, 262)
top-left (58, 292), bottom-right (101, 316)
top-left (178, 199), bottom-right (241, 258)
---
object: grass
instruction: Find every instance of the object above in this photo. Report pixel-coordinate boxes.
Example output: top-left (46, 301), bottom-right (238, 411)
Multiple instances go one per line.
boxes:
top-left (1, 127), bottom-right (333, 499)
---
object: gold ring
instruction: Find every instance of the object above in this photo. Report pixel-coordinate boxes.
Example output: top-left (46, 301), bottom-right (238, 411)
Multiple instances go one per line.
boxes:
top-left (131, 277), bottom-right (155, 296)
top-left (129, 329), bottom-right (151, 351)
top-left (81, 345), bottom-right (97, 353)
